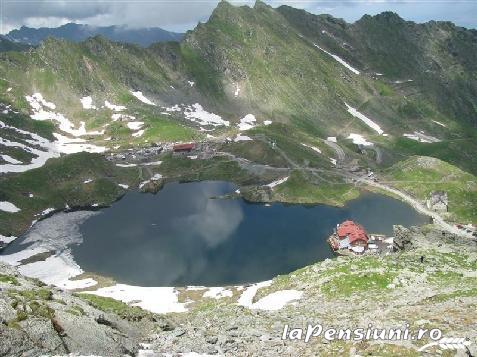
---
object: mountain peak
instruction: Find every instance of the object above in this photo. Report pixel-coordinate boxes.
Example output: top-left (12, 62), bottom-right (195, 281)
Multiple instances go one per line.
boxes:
top-left (359, 11), bottom-right (405, 25)
top-left (253, 0), bottom-right (271, 9)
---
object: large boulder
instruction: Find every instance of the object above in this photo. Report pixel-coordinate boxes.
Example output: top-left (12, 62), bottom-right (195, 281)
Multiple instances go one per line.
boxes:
top-left (393, 225), bottom-right (414, 250)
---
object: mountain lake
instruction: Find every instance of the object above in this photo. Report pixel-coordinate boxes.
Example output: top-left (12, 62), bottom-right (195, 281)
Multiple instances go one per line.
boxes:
top-left (2, 181), bottom-right (429, 287)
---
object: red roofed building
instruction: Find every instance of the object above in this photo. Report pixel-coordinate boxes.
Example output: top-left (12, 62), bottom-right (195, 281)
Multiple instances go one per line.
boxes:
top-left (173, 143), bottom-right (195, 152)
top-left (337, 220), bottom-right (368, 248)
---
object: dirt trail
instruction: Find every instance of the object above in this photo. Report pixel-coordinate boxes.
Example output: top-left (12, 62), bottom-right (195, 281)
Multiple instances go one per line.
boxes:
top-left (221, 141), bottom-right (472, 238)
top-left (352, 174), bottom-right (473, 238)
top-left (373, 146), bottom-right (383, 164)
top-left (324, 140), bottom-right (345, 163)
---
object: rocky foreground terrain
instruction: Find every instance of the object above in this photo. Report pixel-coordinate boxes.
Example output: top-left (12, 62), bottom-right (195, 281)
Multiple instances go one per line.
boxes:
top-left (1, 225), bottom-right (476, 356)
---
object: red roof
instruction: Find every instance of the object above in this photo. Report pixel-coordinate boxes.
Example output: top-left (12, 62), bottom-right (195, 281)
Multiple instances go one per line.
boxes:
top-left (337, 220), bottom-right (368, 245)
top-left (173, 143), bottom-right (195, 151)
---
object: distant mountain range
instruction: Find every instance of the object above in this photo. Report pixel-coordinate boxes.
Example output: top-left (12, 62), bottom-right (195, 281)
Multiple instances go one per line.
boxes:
top-left (0, 36), bottom-right (31, 52)
top-left (5, 23), bottom-right (184, 47)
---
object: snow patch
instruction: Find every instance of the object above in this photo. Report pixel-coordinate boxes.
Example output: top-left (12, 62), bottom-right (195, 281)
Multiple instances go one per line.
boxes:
top-left (112, 113), bottom-right (135, 121)
top-left (39, 208), bottom-right (55, 216)
top-left (0, 247), bottom-right (48, 266)
top-left (130, 91), bottom-right (156, 106)
top-left (432, 120), bottom-right (447, 128)
top-left (267, 176), bottom-right (289, 188)
top-left (184, 103), bottom-right (230, 127)
top-left (53, 133), bottom-right (106, 154)
top-left (27, 94), bottom-right (103, 137)
top-left (237, 280), bottom-right (303, 311)
top-left (302, 143), bottom-right (322, 154)
top-left (84, 285), bottom-right (187, 314)
top-left (118, 184), bottom-right (129, 189)
top-left (263, 120), bottom-right (272, 126)
top-left (142, 161), bottom-right (162, 166)
top-left (25, 93), bottom-right (55, 111)
top-left (83, 179), bottom-right (93, 184)
top-left (104, 101), bottom-right (126, 111)
top-left (238, 114), bottom-right (256, 131)
top-left (313, 44), bottom-right (360, 74)
top-left (203, 287), bottom-right (233, 299)
top-left (116, 163), bottom-right (137, 168)
top-left (0, 201), bottom-right (21, 213)
top-left (0, 211), bottom-right (101, 288)
top-left (347, 133), bottom-right (373, 146)
top-left (18, 251), bottom-right (97, 290)
top-left (0, 234), bottom-right (17, 244)
top-left (403, 131), bottom-right (440, 143)
top-left (80, 96), bottom-right (96, 110)
top-left (164, 104), bottom-right (181, 112)
top-left (327, 136), bottom-right (337, 143)
top-left (249, 290), bottom-right (303, 311)
top-left (26, 94), bottom-right (105, 137)
top-left (234, 134), bottom-right (252, 142)
top-left (234, 84), bottom-right (240, 97)
top-left (0, 120), bottom-right (61, 173)
top-left (237, 281), bottom-right (272, 308)
top-left (329, 158), bottom-right (337, 166)
top-left (1, 154), bottom-right (22, 164)
top-left (188, 81), bottom-right (195, 87)
top-left (132, 130), bottom-right (145, 138)
top-left (127, 121), bottom-right (145, 130)
top-left (139, 173), bottom-right (163, 189)
top-left (345, 103), bottom-right (384, 135)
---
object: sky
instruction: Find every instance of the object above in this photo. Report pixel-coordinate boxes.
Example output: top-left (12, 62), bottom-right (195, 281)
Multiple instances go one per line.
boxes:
top-left (1, 0), bottom-right (476, 34)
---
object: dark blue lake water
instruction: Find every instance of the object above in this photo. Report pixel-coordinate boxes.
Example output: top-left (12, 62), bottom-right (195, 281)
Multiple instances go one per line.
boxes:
top-left (71, 181), bottom-right (428, 286)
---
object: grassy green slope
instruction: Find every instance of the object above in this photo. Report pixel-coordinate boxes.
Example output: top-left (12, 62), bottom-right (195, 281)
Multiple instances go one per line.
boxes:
top-left (0, 153), bottom-right (140, 237)
top-left (383, 156), bottom-right (477, 223)
top-left (0, 0), bottom-right (475, 233)
top-left (277, 6), bottom-right (477, 129)
top-left (184, 1), bottom-right (377, 129)
top-left (0, 36), bottom-right (205, 145)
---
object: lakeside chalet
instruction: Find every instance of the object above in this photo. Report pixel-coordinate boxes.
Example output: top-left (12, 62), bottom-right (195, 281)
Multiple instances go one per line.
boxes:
top-left (173, 143), bottom-right (195, 153)
top-left (328, 220), bottom-right (393, 256)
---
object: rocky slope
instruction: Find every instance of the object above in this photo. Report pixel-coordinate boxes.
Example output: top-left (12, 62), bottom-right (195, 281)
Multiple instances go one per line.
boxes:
top-left (0, 262), bottom-right (151, 356)
top-left (1, 225), bottom-right (476, 356)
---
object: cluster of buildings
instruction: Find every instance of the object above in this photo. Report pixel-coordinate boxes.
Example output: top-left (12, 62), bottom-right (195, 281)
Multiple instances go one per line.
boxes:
top-left (328, 220), bottom-right (393, 255)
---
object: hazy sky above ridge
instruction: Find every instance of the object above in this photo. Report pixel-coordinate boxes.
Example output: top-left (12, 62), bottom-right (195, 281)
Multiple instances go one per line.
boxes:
top-left (1, 0), bottom-right (476, 34)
